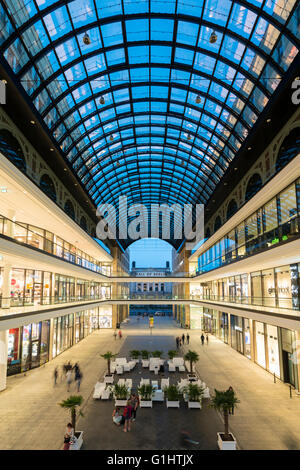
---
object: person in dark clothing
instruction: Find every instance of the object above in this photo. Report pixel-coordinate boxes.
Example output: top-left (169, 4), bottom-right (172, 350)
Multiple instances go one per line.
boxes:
top-left (179, 338), bottom-right (182, 348)
top-left (201, 334), bottom-right (205, 345)
top-left (75, 368), bottom-right (82, 392)
top-left (176, 337), bottom-right (179, 349)
top-left (206, 334), bottom-right (209, 345)
top-left (186, 333), bottom-right (190, 344)
top-left (227, 386), bottom-right (235, 415)
top-left (182, 334), bottom-right (185, 345)
top-left (53, 367), bottom-right (58, 386)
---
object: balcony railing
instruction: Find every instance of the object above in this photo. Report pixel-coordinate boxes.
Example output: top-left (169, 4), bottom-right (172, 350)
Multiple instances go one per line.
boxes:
top-left (195, 215), bottom-right (300, 276)
top-left (0, 215), bottom-right (111, 277)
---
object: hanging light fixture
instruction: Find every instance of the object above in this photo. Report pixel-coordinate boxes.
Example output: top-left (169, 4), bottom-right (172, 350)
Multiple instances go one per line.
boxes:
top-left (209, 30), bottom-right (217, 44)
top-left (196, 95), bottom-right (201, 104)
top-left (99, 96), bottom-right (105, 105)
top-left (83, 32), bottom-right (91, 45)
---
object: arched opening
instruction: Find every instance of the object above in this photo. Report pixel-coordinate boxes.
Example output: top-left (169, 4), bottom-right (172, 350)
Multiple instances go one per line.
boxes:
top-left (40, 174), bottom-right (56, 202)
top-left (0, 129), bottom-right (26, 172)
top-left (126, 238), bottom-right (175, 319)
top-left (226, 199), bottom-right (238, 221)
top-left (64, 199), bottom-right (75, 220)
top-left (276, 129), bottom-right (300, 173)
top-left (245, 173), bottom-right (262, 202)
top-left (214, 216), bottom-right (222, 233)
top-left (80, 216), bottom-right (87, 231)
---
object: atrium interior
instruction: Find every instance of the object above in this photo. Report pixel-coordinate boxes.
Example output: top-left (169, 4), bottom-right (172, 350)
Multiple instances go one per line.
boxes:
top-left (0, 0), bottom-right (299, 453)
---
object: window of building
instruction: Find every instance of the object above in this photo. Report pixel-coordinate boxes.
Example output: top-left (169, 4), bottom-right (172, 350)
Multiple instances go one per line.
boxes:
top-left (0, 129), bottom-right (26, 172)
top-left (245, 173), bottom-right (262, 202)
top-left (40, 174), bottom-right (56, 202)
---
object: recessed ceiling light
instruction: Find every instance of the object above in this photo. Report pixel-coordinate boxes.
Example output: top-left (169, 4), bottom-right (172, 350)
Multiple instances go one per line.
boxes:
top-left (50, 148), bottom-right (54, 151)
top-left (2, 79), bottom-right (7, 84)
top-left (224, 182), bottom-right (228, 186)
top-left (248, 146), bottom-right (252, 150)
top-left (74, 183), bottom-right (78, 186)
top-left (266, 118), bottom-right (271, 123)
top-left (234, 167), bottom-right (238, 170)
top-left (63, 168), bottom-right (67, 171)
top-left (30, 120), bottom-right (35, 125)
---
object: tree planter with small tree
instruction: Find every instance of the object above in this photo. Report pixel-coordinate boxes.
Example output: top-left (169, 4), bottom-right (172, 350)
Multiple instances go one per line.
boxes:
top-left (59, 395), bottom-right (84, 450)
top-left (113, 384), bottom-right (129, 406)
top-left (141, 350), bottom-right (150, 367)
top-left (184, 350), bottom-right (199, 378)
top-left (130, 350), bottom-right (140, 364)
top-left (165, 384), bottom-right (180, 408)
top-left (183, 383), bottom-right (204, 409)
top-left (101, 351), bottom-right (116, 384)
top-left (211, 388), bottom-right (239, 450)
top-left (168, 350), bottom-right (177, 360)
top-left (152, 350), bottom-right (163, 358)
top-left (138, 384), bottom-right (155, 408)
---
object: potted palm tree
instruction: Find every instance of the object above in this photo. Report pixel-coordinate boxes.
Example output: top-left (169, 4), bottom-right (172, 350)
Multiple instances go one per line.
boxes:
top-left (141, 350), bottom-right (150, 367)
top-left (211, 388), bottom-right (239, 450)
top-left (183, 383), bottom-right (204, 409)
top-left (165, 384), bottom-right (180, 408)
top-left (138, 384), bottom-right (155, 408)
top-left (130, 350), bottom-right (140, 360)
top-left (168, 350), bottom-right (177, 360)
top-left (152, 350), bottom-right (163, 358)
top-left (59, 395), bottom-right (84, 450)
top-left (113, 384), bottom-right (129, 406)
top-left (184, 350), bottom-right (199, 378)
top-left (101, 351), bottom-right (116, 383)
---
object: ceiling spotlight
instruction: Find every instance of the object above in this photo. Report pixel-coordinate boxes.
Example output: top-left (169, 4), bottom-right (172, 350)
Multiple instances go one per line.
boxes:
top-left (109, 135), bottom-right (114, 141)
top-left (224, 182), bottom-right (228, 186)
top-left (50, 148), bottom-right (54, 152)
top-left (30, 120), bottom-right (35, 125)
top-left (1, 79), bottom-right (7, 84)
top-left (248, 146), bottom-right (252, 150)
top-left (196, 95), bottom-right (201, 104)
top-left (99, 96), bottom-right (105, 105)
top-left (64, 168), bottom-right (67, 171)
top-left (209, 30), bottom-right (218, 44)
top-left (83, 32), bottom-right (91, 45)
top-left (266, 118), bottom-right (271, 123)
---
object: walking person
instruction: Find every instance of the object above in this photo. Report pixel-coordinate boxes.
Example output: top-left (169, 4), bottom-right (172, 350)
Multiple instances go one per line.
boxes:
top-left (186, 333), bottom-right (190, 345)
top-left (53, 367), bottom-right (58, 386)
top-left (179, 338), bottom-right (182, 348)
top-left (123, 401), bottom-right (133, 432)
top-left (66, 369), bottom-right (72, 392)
top-left (201, 333), bottom-right (205, 346)
top-left (75, 368), bottom-right (82, 392)
top-left (182, 334), bottom-right (185, 345)
top-left (118, 329), bottom-right (122, 340)
top-left (113, 330), bottom-right (117, 340)
top-left (176, 336), bottom-right (179, 349)
top-left (206, 334), bottom-right (209, 345)
top-left (130, 393), bottom-right (140, 422)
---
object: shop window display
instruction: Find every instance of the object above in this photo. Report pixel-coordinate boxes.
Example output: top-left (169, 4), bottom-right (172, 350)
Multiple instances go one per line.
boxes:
top-left (255, 321), bottom-right (266, 369)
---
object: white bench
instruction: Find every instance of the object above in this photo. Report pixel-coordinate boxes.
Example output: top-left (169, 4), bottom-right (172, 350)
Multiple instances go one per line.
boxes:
top-left (93, 382), bottom-right (106, 399)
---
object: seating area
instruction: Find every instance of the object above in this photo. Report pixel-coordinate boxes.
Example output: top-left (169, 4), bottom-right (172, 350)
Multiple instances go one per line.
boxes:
top-left (93, 351), bottom-right (210, 407)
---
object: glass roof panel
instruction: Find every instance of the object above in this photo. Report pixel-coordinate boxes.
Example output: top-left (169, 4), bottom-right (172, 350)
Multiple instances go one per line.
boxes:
top-left (0, 0), bottom-right (299, 246)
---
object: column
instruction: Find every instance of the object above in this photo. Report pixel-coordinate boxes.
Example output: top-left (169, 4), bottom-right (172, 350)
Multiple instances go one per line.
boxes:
top-left (0, 330), bottom-right (8, 392)
top-left (2, 263), bottom-right (11, 309)
top-left (249, 319), bottom-right (255, 362)
top-left (228, 314), bottom-right (232, 346)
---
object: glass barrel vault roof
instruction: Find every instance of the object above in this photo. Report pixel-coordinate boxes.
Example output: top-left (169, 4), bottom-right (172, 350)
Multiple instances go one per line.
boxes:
top-left (0, 0), bottom-right (299, 242)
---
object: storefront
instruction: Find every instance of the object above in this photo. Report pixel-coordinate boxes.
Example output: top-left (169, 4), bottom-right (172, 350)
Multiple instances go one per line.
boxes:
top-left (190, 306), bottom-right (203, 329)
top-left (219, 312), bottom-right (229, 344)
top-left (7, 306), bottom-right (113, 376)
top-left (230, 315), bottom-right (244, 355)
top-left (255, 321), bottom-right (266, 369)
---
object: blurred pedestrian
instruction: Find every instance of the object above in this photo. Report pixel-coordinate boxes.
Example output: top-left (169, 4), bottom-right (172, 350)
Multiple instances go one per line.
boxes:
top-left (53, 367), bottom-right (58, 386)
top-left (186, 333), bottom-right (190, 344)
top-left (118, 330), bottom-right (122, 339)
top-left (201, 333), bottom-right (205, 345)
top-left (182, 334), bottom-right (185, 345)
top-left (113, 330), bottom-right (117, 340)
top-left (66, 369), bottom-right (72, 392)
top-left (176, 337), bottom-right (179, 349)
top-left (63, 423), bottom-right (74, 450)
top-left (75, 368), bottom-right (82, 392)
top-left (206, 334), bottom-right (209, 345)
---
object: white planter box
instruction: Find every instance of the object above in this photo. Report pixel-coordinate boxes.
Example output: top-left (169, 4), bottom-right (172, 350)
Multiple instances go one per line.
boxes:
top-left (166, 400), bottom-right (180, 408)
top-left (115, 399), bottom-right (128, 406)
top-left (188, 400), bottom-right (202, 409)
top-left (140, 400), bottom-right (153, 408)
top-left (142, 360), bottom-right (149, 367)
top-left (104, 375), bottom-right (114, 384)
top-left (70, 431), bottom-right (83, 450)
top-left (217, 432), bottom-right (237, 450)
